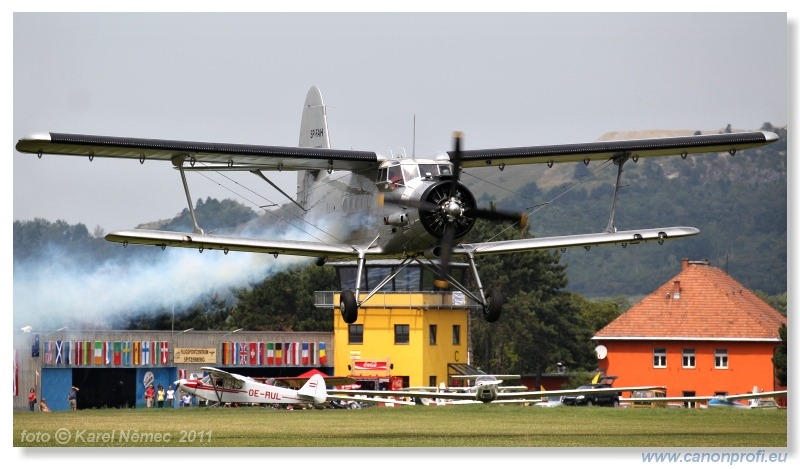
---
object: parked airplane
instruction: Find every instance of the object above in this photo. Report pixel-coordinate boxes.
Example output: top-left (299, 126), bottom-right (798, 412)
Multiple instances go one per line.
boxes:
top-left (621, 389), bottom-right (787, 408)
top-left (175, 366), bottom-right (328, 407)
top-left (331, 374), bottom-right (666, 404)
top-left (15, 86), bottom-right (779, 324)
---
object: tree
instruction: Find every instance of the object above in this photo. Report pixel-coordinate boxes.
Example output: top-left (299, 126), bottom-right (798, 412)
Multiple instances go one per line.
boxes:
top-left (466, 218), bottom-right (594, 383)
top-left (772, 324), bottom-right (786, 387)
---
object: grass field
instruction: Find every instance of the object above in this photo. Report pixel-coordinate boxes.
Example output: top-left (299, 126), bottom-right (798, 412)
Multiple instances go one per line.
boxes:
top-left (13, 404), bottom-right (788, 448)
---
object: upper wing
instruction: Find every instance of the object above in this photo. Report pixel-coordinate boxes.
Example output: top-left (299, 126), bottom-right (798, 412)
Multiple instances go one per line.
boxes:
top-left (455, 131), bottom-right (778, 168)
top-left (16, 131), bottom-right (777, 173)
top-left (456, 227), bottom-right (698, 257)
top-left (15, 132), bottom-right (381, 172)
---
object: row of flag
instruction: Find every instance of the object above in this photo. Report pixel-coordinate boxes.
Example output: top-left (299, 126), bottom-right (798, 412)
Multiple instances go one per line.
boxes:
top-left (220, 341), bottom-right (328, 366)
top-left (42, 340), bottom-right (169, 367)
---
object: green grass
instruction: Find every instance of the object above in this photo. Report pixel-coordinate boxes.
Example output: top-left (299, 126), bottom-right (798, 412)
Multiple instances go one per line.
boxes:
top-left (13, 405), bottom-right (787, 448)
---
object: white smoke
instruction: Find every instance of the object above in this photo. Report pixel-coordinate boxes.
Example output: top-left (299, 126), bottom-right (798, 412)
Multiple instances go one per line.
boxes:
top-left (12, 213), bottom-right (331, 330)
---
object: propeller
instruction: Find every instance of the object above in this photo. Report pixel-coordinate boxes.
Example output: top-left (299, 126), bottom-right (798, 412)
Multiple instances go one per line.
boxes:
top-left (434, 132), bottom-right (527, 288)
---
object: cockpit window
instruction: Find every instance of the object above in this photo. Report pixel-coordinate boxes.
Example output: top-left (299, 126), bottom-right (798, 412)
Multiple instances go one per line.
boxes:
top-left (388, 165), bottom-right (404, 185)
top-left (402, 165), bottom-right (419, 182)
top-left (439, 164), bottom-right (452, 176)
top-left (418, 164), bottom-right (437, 178)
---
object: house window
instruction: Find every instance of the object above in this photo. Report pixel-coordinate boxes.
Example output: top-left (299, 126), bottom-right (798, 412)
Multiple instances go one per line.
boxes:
top-left (429, 324), bottom-right (437, 345)
top-left (682, 348), bottom-right (696, 368)
top-left (395, 324), bottom-right (410, 344)
top-left (653, 348), bottom-right (667, 368)
top-left (429, 376), bottom-right (437, 387)
top-left (348, 324), bottom-right (363, 344)
top-left (452, 325), bottom-right (461, 345)
top-left (714, 348), bottom-right (729, 369)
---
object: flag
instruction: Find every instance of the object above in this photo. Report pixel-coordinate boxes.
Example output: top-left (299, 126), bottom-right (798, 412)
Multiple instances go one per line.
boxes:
top-left (319, 342), bottom-right (327, 364)
top-left (32, 333), bottom-right (40, 357)
top-left (267, 343), bottom-right (274, 365)
top-left (152, 342), bottom-right (159, 365)
top-left (55, 341), bottom-right (64, 365)
top-left (105, 341), bottom-right (112, 365)
top-left (83, 341), bottom-right (90, 366)
top-left (275, 343), bottom-right (282, 365)
top-left (222, 342), bottom-right (230, 365)
top-left (142, 341), bottom-right (151, 365)
top-left (283, 342), bottom-right (291, 365)
top-left (257, 342), bottom-right (264, 365)
top-left (233, 342), bottom-right (240, 365)
top-left (122, 341), bottom-right (131, 366)
top-left (309, 342), bottom-right (316, 365)
top-left (133, 342), bottom-right (140, 365)
top-left (160, 341), bottom-right (169, 364)
top-left (44, 341), bottom-right (53, 365)
top-left (178, 369), bottom-right (187, 380)
top-left (63, 341), bottom-right (71, 365)
top-left (94, 341), bottom-right (103, 365)
top-left (73, 341), bottom-right (81, 365)
top-left (114, 341), bottom-right (121, 366)
top-left (293, 343), bottom-right (300, 365)
top-left (249, 342), bottom-right (257, 365)
top-left (302, 342), bottom-right (309, 365)
top-left (239, 342), bottom-right (248, 365)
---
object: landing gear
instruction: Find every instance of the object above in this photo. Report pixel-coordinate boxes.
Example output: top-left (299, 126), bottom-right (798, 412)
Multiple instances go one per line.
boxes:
top-left (482, 288), bottom-right (504, 323)
top-left (340, 289), bottom-right (358, 324)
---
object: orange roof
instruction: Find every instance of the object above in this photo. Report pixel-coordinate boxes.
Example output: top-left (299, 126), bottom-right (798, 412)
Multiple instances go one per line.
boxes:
top-left (594, 259), bottom-right (785, 341)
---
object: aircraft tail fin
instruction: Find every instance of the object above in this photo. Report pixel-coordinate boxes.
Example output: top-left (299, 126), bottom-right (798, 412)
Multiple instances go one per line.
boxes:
top-left (298, 85), bottom-right (330, 149)
top-left (297, 373), bottom-right (328, 405)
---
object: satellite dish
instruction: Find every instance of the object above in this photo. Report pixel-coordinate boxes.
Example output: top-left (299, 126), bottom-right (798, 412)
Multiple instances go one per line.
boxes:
top-left (595, 345), bottom-right (608, 359)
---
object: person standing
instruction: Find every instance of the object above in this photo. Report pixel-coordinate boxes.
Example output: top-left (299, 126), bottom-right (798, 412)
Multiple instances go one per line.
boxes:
top-left (144, 384), bottom-right (155, 408)
top-left (157, 384), bottom-right (165, 408)
top-left (166, 385), bottom-right (175, 408)
top-left (28, 388), bottom-right (37, 411)
top-left (68, 386), bottom-right (79, 411)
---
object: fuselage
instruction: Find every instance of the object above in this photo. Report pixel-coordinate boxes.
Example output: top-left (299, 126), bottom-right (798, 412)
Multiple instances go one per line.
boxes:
top-left (298, 155), bottom-right (471, 257)
top-left (177, 374), bottom-right (319, 405)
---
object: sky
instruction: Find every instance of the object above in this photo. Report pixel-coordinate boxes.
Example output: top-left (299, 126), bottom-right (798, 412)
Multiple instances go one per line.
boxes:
top-left (11, 11), bottom-right (788, 232)
top-left (5, 1), bottom-right (797, 463)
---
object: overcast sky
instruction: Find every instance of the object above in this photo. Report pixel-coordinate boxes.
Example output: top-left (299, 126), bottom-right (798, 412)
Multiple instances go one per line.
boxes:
top-left (11, 12), bottom-right (788, 232)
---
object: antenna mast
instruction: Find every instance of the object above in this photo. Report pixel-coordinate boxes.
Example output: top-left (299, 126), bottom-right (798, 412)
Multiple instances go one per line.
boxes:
top-left (412, 114), bottom-right (416, 158)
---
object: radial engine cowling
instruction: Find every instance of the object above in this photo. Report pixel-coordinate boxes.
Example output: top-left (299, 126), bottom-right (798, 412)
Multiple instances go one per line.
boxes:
top-left (417, 180), bottom-right (477, 240)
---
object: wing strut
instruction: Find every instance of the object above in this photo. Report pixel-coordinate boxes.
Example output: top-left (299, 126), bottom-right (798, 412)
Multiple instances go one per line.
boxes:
top-left (605, 154), bottom-right (630, 234)
top-left (250, 170), bottom-right (307, 212)
top-left (173, 156), bottom-right (205, 235)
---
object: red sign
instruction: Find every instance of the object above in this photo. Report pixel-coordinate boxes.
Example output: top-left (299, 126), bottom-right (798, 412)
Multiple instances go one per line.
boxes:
top-left (353, 361), bottom-right (388, 371)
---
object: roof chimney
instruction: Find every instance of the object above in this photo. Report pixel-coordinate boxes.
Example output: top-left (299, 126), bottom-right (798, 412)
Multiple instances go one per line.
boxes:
top-left (673, 281), bottom-right (681, 299)
top-left (682, 258), bottom-right (689, 271)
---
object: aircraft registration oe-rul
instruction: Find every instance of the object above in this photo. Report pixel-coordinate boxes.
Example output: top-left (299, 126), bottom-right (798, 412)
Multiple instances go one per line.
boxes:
top-left (175, 367), bottom-right (329, 407)
top-left (15, 86), bottom-right (780, 325)
top-left (331, 374), bottom-right (667, 405)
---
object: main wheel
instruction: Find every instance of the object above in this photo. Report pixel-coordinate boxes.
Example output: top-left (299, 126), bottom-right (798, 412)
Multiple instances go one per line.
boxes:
top-left (482, 288), bottom-right (504, 322)
top-left (340, 289), bottom-right (358, 324)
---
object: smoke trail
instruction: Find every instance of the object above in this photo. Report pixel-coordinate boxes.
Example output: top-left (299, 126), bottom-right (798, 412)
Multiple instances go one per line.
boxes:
top-left (12, 214), bottom-right (335, 330)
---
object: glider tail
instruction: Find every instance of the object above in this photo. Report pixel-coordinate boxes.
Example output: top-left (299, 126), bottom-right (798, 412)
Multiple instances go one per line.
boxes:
top-left (297, 373), bottom-right (328, 405)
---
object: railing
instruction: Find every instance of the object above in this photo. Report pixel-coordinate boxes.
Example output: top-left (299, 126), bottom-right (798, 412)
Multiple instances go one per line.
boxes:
top-left (314, 291), bottom-right (480, 310)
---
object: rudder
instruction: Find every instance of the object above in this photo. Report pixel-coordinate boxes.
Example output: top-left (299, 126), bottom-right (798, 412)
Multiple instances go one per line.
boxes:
top-left (298, 85), bottom-right (330, 149)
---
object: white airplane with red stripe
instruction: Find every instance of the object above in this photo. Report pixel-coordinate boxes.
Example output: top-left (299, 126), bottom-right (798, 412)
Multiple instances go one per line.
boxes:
top-left (176, 366), bottom-right (328, 406)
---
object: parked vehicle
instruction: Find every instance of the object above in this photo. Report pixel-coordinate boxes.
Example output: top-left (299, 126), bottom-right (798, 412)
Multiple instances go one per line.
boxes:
top-left (629, 389), bottom-right (667, 408)
top-left (561, 384), bottom-right (620, 407)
